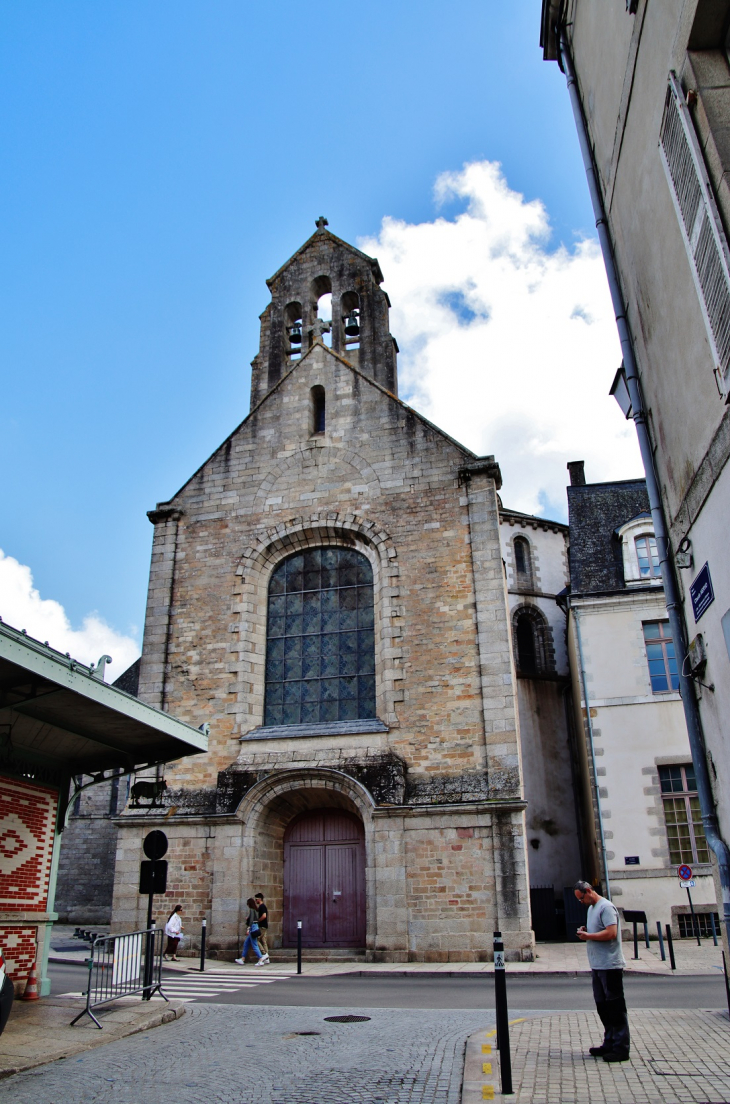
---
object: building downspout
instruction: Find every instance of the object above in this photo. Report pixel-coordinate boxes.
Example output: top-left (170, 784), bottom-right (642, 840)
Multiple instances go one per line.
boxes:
top-left (558, 27), bottom-right (730, 940)
top-left (572, 606), bottom-right (611, 898)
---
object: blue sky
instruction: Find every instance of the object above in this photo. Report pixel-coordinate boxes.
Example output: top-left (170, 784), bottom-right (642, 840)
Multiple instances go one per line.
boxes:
top-left (0, 1), bottom-right (635, 663)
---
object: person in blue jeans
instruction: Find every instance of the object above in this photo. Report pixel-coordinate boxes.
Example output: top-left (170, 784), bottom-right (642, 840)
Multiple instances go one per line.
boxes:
top-left (574, 880), bottom-right (629, 1062)
top-left (235, 897), bottom-right (269, 966)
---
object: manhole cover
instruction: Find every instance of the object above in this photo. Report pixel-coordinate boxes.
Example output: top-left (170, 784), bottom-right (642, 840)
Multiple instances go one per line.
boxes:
top-left (295, 1031), bottom-right (321, 1036)
top-left (323, 1015), bottom-right (371, 1023)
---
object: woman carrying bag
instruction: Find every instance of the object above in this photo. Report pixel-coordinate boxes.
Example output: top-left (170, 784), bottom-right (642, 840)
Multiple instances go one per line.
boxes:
top-left (164, 904), bottom-right (183, 961)
top-left (235, 897), bottom-right (269, 966)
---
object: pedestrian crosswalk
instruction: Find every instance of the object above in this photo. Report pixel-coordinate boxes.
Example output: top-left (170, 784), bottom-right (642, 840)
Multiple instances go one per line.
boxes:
top-left (59, 968), bottom-right (294, 1005)
top-left (156, 968), bottom-right (294, 1002)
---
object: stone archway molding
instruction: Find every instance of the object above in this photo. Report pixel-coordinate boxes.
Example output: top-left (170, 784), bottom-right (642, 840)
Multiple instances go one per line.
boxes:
top-left (235, 510), bottom-right (395, 575)
top-left (235, 766), bottom-right (377, 826)
top-left (231, 512), bottom-right (405, 729)
top-left (252, 444), bottom-right (382, 513)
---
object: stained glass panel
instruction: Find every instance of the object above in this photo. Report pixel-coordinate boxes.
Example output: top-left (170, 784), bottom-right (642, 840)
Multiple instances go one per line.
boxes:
top-left (263, 548), bottom-right (376, 725)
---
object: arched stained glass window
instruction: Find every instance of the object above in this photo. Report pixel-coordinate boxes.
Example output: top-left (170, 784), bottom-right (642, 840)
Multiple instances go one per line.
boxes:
top-left (264, 548), bottom-right (376, 726)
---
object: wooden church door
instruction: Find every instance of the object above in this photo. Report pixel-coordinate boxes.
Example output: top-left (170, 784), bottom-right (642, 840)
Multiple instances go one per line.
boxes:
top-left (283, 810), bottom-right (365, 947)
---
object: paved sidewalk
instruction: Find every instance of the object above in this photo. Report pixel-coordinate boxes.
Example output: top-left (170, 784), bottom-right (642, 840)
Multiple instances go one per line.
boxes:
top-left (136, 940), bottom-right (725, 978)
top-left (463, 1009), bottom-right (730, 1103)
top-left (0, 994), bottom-right (184, 1079)
top-left (49, 924), bottom-right (725, 976)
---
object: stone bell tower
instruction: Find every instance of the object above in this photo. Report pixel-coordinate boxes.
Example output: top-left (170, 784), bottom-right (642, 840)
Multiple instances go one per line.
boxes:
top-left (249, 216), bottom-right (399, 408)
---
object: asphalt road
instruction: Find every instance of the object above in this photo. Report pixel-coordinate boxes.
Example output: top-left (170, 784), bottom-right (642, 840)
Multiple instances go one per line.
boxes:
top-left (48, 961), bottom-right (728, 1009)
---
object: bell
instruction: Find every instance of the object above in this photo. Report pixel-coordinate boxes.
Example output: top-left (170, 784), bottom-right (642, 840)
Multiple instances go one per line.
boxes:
top-left (289, 323), bottom-right (302, 346)
top-left (344, 311), bottom-right (360, 337)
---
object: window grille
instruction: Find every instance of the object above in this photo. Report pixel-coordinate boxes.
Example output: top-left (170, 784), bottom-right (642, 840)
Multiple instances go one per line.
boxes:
top-left (678, 912), bottom-right (718, 938)
top-left (659, 764), bottom-right (710, 865)
top-left (660, 72), bottom-right (730, 393)
top-left (643, 620), bottom-right (679, 693)
top-left (264, 548), bottom-right (376, 726)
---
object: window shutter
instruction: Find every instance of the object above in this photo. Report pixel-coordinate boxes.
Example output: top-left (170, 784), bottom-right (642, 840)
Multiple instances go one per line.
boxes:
top-left (660, 72), bottom-right (730, 396)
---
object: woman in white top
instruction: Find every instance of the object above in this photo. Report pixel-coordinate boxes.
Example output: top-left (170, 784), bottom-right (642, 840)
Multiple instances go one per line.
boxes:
top-left (164, 905), bottom-right (183, 961)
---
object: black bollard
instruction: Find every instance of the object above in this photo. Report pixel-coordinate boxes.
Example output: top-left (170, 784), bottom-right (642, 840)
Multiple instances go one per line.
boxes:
top-left (297, 921), bottom-right (302, 975)
top-left (632, 921), bottom-right (639, 960)
top-left (665, 924), bottom-right (676, 971)
top-left (710, 912), bottom-right (719, 948)
top-left (199, 918), bottom-right (207, 973)
top-left (723, 950), bottom-right (730, 1019)
top-left (656, 921), bottom-right (666, 961)
top-left (493, 931), bottom-right (513, 1096)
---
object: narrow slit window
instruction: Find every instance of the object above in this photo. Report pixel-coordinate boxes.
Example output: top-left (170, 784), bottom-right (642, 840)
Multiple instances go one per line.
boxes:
top-left (311, 386), bottom-right (325, 434)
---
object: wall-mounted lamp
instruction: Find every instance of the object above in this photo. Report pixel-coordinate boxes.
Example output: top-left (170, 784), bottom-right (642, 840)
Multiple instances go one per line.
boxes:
top-left (609, 363), bottom-right (633, 419)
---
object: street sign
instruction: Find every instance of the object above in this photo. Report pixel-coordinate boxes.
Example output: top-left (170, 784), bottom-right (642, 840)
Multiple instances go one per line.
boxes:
top-left (690, 563), bottom-right (715, 623)
top-left (139, 859), bottom-right (168, 894)
top-left (143, 830), bottom-right (168, 861)
top-left (679, 879), bottom-right (696, 889)
top-left (678, 864), bottom-right (693, 881)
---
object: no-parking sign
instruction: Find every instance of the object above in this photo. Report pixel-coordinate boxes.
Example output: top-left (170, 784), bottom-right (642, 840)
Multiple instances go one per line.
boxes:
top-left (678, 864), bottom-right (693, 881)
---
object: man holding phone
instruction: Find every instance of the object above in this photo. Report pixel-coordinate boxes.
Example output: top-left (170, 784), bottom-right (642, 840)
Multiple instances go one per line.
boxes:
top-left (574, 880), bottom-right (630, 1063)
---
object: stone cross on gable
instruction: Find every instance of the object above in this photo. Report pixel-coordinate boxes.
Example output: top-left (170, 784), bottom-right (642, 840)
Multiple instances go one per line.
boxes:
top-left (310, 317), bottom-right (331, 341)
top-left (315, 216), bottom-right (329, 231)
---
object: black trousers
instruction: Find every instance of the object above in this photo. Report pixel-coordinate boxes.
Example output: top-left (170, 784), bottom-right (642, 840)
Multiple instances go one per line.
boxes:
top-left (592, 969), bottom-right (630, 1056)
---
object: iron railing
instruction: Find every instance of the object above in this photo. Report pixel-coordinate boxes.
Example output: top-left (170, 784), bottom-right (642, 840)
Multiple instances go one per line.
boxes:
top-left (70, 927), bottom-right (168, 1029)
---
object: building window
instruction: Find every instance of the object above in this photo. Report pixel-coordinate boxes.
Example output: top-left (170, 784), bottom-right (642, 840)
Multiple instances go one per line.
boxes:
top-left (635, 535), bottom-right (660, 578)
top-left (311, 386), bottom-right (325, 434)
top-left (512, 605), bottom-right (553, 677)
top-left (516, 614), bottom-right (537, 674)
top-left (678, 912), bottom-right (719, 939)
top-left (264, 548), bottom-right (376, 726)
top-left (659, 764), bottom-right (710, 865)
top-left (514, 535), bottom-right (531, 580)
top-left (643, 621), bottom-right (679, 692)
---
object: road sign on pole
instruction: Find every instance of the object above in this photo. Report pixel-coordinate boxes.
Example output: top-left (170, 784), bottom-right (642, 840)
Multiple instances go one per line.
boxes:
top-left (678, 864), bottom-right (693, 881)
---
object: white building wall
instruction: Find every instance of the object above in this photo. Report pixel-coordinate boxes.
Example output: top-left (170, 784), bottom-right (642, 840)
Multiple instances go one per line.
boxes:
top-left (571, 592), bottom-right (715, 934)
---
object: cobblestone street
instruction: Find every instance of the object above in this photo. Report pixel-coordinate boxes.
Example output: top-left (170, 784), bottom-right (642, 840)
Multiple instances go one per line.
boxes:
top-left (0, 1004), bottom-right (496, 1104)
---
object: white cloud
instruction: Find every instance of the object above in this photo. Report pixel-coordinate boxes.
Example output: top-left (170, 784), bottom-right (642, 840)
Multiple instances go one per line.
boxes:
top-left (360, 160), bottom-right (642, 518)
top-left (0, 549), bottom-right (140, 677)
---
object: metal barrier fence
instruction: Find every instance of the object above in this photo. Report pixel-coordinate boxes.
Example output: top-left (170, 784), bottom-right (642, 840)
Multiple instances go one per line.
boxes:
top-left (70, 927), bottom-right (168, 1028)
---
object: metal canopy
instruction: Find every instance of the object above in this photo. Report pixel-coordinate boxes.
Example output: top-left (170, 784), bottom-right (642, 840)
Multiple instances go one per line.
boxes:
top-left (0, 620), bottom-right (208, 778)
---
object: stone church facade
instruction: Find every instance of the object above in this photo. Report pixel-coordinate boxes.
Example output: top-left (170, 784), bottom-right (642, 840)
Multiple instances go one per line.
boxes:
top-left (104, 222), bottom-right (537, 962)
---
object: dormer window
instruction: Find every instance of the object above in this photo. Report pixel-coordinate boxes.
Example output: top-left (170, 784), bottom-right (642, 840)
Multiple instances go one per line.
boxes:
top-left (617, 514), bottom-right (663, 587)
top-left (635, 535), bottom-right (661, 579)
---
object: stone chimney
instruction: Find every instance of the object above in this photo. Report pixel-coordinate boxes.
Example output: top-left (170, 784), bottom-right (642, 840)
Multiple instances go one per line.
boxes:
top-left (567, 460), bottom-right (586, 486)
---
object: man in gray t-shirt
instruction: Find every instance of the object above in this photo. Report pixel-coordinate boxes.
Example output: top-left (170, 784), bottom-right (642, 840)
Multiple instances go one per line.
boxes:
top-left (574, 880), bottom-right (630, 1062)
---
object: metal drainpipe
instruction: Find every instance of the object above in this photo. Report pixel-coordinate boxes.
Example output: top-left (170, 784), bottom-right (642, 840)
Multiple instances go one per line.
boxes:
top-left (572, 605), bottom-right (611, 898)
top-left (558, 28), bottom-right (730, 939)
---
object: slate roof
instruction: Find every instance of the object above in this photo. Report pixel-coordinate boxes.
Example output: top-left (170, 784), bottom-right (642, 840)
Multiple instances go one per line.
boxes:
top-left (567, 478), bottom-right (651, 595)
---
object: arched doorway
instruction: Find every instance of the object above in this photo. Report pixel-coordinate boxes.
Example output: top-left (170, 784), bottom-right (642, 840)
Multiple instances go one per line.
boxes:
top-left (283, 809), bottom-right (365, 947)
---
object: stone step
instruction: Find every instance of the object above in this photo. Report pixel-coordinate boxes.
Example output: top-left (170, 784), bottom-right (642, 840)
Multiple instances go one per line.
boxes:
top-left (271, 947), bottom-right (367, 962)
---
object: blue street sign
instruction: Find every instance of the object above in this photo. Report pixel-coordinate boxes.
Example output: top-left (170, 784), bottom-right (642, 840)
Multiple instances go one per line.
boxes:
top-left (690, 563), bottom-right (715, 623)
